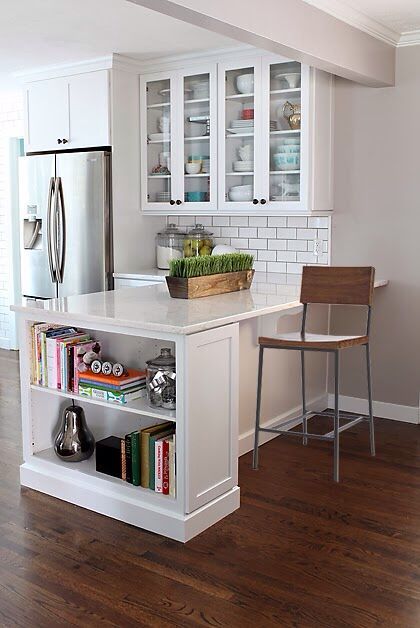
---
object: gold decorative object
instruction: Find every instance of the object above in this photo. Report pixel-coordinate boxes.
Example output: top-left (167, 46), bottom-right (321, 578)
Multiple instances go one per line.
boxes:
top-left (283, 101), bottom-right (301, 130)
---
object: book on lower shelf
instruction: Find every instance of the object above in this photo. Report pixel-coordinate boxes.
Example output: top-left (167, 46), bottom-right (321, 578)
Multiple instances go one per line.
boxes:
top-left (95, 422), bottom-right (176, 496)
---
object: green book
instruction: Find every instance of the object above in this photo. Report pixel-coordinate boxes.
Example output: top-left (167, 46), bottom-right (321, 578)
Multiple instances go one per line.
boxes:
top-left (149, 428), bottom-right (174, 490)
top-left (131, 431), bottom-right (140, 486)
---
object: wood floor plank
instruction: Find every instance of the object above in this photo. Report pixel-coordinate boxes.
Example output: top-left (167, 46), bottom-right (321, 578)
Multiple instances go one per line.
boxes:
top-left (0, 348), bottom-right (420, 626)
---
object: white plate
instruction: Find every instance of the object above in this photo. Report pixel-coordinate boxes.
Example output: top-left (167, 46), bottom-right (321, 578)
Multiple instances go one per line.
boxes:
top-left (227, 128), bottom-right (254, 134)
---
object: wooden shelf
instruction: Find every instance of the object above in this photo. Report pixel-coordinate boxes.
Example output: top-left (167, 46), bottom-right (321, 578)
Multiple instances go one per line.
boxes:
top-left (30, 384), bottom-right (176, 422)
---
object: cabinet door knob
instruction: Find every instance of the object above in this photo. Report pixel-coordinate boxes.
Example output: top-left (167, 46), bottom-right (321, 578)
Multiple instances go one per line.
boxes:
top-left (260, 198), bottom-right (267, 205)
top-left (62, 138), bottom-right (68, 144)
top-left (176, 199), bottom-right (182, 205)
top-left (169, 200), bottom-right (175, 205)
top-left (252, 198), bottom-right (259, 205)
top-left (57, 139), bottom-right (62, 144)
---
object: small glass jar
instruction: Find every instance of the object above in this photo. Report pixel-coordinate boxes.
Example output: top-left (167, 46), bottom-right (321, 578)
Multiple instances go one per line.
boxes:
top-left (183, 224), bottom-right (214, 258)
top-left (146, 348), bottom-right (176, 410)
top-left (156, 224), bottom-right (186, 270)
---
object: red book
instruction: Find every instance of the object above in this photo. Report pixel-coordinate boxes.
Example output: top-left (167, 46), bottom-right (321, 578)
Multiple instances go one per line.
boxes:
top-left (162, 439), bottom-right (170, 495)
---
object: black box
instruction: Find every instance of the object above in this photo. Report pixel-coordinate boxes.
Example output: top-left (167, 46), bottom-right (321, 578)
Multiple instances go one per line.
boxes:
top-left (96, 436), bottom-right (121, 479)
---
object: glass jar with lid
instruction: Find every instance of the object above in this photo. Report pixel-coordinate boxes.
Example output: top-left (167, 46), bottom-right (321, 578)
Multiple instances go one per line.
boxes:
top-left (183, 224), bottom-right (214, 258)
top-left (146, 348), bottom-right (176, 410)
top-left (156, 224), bottom-right (186, 270)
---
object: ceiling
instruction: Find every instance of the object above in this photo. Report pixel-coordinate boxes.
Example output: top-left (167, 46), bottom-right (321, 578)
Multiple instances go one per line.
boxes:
top-left (0, 0), bottom-right (238, 89)
top-left (304, 0), bottom-right (420, 44)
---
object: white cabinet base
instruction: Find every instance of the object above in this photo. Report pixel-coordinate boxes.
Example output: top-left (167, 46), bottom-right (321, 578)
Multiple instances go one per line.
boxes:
top-left (20, 457), bottom-right (239, 543)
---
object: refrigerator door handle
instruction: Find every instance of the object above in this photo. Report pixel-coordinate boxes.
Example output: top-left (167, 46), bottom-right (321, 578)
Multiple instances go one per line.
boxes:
top-left (46, 176), bottom-right (56, 282)
top-left (56, 176), bottom-right (66, 283)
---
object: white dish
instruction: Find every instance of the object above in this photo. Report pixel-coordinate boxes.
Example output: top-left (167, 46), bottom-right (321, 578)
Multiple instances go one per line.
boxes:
top-left (159, 88), bottom-right (192, 95)
top-left (236, 73), bottom-right (254, 94)
top-left (230, 184), bottom-right (253, 191)
top-left (275, 72), bottom-right (301, 89)
top-left (212, 244), bottom-right (237, 255)
top-left (227, 128), bottom-right (254, 135)
top-left (149, 133), bottom-right (171, 142)
top-left (281, 138), bottom-right (300, 145)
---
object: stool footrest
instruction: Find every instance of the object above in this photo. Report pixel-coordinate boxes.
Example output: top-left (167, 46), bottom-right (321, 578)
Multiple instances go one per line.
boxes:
top-left (324, 416), bottom-right (365, 438)
top-left (259, 427), bottom-right (334, 442)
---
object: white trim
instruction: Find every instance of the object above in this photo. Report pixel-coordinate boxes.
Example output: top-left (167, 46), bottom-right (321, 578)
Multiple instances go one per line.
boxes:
top-left (238, 393), bottom-right (328, 456)
top-left (302, 0), bottom-right (399, 46)
top-left (398, 30), bottom-right (420, 47)
top-left (0, 337), bottom-right (11, 350)
top-left (327, 394), bottom-right (420, 424)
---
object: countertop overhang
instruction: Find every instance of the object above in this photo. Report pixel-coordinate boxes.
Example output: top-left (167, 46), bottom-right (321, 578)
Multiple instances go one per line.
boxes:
top-left (12, 273), bottom-right (388, 336)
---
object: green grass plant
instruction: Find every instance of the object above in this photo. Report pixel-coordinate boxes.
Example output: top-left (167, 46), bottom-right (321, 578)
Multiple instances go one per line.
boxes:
top-left (169, 253), bottom-right (254, 278)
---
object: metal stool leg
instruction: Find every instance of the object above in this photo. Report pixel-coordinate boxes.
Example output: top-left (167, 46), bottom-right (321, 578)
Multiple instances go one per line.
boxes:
top-left (366, 343), bottom-right (375, 456)
top-left (252, 346), bottom-right (264, 470)
top-left (333, 350), bottom-right (340, 482)
top-left (301, 350), bottom-right (307, 445)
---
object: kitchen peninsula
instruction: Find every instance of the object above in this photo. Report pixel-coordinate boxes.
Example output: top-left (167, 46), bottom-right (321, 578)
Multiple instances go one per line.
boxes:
top-left (12, 275), bottom-right (386, 541)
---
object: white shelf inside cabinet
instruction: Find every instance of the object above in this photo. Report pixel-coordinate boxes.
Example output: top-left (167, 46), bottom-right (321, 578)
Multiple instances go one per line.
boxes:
top-left (270, 170), bottom-right (300, 174)
top-left (148, 174), bottom-right (170, 179)
top-left (184, 173), bottom-right (209, 177)
top-left (184, 136), bottom-right (210, 142)
top-left (184, 98), bottom-right (210, 105)
top-left (226, 172), bottom-right (254, 176)
top-left (270, 130), bottom-right (301, 136)
top-left (147, 102), bottom-right (170, 109)
top-left (147, 139), bottom-right (171, 144)
top-left (270, 88), bottom-right (301, 95)
top-left (226, 133), bottom-right (254, 138)
top-left (225, 93), bottom-right (254, 100)
top-left (30, 384), bottom-right (176, 422)
top-left (33, 447), bottom-right (176, 504)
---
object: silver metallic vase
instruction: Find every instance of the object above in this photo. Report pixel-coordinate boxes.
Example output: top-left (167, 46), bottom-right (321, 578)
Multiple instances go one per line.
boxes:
top-left (54, 402), bottom-right (95, 462)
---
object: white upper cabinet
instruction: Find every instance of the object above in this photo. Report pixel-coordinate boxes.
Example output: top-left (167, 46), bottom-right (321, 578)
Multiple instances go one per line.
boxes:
top-left (140, 64), bottom-right (217, 213)
top-left (140, 52), bottom-right (333, 215)
top-left (25, 70), bottom-right (110, 153)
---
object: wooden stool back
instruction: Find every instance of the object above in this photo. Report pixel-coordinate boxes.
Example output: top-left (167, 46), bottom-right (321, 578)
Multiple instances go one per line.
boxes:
top-left (300, 266), bottom-right (375, 306)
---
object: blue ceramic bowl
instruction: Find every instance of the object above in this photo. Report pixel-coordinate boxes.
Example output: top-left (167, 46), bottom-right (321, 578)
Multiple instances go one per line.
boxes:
top-left (273, 153), bottom-right (300, 170)
top-left (185, 191), bottom-right (207, 202)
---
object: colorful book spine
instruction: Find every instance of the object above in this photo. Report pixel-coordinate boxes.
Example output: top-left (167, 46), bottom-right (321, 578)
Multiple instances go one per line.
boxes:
top-left (155, 439), bottom-right (163, 493)
top-left (125, 434), bottom-right (132, 484)
top-left (162, 439), bottom-right (170, 495)
top-left (169, 434), bottom-right (176, 497)
top-left (121, 439), bottom-right (126, 481)
top-left (78, 382), bottom-right (146, 404)
top-left (131, 432), bottom-right (140, 486)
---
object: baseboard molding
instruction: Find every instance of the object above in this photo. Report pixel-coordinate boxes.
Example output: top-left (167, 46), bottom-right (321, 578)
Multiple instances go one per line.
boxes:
top-left (238, 393), bottom-right (328, 457)
top-left (327, 394), bottom-right (419, 425)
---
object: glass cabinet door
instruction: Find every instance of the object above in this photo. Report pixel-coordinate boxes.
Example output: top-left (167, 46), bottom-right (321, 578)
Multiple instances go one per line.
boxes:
top-left (182, 69), bottom-right (216, 209)
top-left (143, 76), bottom-right (174, 207)
top-left (267, 60), bottom-right (302, 206)
top-left (220, 63), bottom-right (259, 208)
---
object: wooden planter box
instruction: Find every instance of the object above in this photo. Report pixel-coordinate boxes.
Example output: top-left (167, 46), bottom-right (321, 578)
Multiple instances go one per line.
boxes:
top-left (166, 269), bottom-right (255, 299)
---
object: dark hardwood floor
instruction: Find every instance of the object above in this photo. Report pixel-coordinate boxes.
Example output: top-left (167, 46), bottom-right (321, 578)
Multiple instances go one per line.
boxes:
top-left (1, 348), bottom-right (419, 627)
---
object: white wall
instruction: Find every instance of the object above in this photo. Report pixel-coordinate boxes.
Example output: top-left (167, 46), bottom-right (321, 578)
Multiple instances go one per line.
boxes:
top-left (331, 46), bottom-right (420, 412)
top-left (0, 92), bottom-right (23, 349)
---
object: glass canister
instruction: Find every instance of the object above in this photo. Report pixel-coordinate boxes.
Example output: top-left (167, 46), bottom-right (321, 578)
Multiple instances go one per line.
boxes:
top-left (183, 224), bottom-right (214, 257)
top-left (146, 348), bottom-right (176, 410)
top-left (156, 224), bottom-right (186, 270)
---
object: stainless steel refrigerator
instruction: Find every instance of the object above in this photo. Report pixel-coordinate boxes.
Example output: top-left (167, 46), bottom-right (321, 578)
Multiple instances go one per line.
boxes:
top-left (19, 150), bottom-right (113, 300)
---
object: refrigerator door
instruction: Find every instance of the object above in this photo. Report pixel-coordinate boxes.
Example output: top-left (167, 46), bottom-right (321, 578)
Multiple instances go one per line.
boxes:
top-left (19, 154), bottom-right (57, 299)
top-left (55, 151), bottom-right (112, 298)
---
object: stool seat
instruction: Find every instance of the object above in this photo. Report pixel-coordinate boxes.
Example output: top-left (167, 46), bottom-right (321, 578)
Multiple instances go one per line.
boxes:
top-left (259, 332), bottom-right (369, 350)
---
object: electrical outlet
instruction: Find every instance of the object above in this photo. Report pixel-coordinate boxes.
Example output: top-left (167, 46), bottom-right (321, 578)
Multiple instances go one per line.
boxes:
top-left (313, 238), bottom-right (322, 257)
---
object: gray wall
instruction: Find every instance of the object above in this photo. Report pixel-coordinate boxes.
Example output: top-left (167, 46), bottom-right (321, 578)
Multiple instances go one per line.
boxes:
top-left (331, 46), bottom-right (420, 408)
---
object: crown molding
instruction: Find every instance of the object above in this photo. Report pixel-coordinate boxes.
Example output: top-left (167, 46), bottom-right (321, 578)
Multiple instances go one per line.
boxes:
top-left (303, 0), bottom-right (400, 46)
top-left (398, 30), bottom-right (420, 47)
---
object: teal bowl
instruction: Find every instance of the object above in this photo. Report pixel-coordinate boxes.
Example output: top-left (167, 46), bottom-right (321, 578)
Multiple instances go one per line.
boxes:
top-left (185, 191), bottom-right (207, 202)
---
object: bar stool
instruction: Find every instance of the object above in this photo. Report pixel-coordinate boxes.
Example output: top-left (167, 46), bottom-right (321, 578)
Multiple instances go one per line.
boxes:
top-left (252, 266), bottom-right (376, 482)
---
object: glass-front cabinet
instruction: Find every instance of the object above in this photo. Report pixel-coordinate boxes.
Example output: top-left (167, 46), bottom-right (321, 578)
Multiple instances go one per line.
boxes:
top-left (218, 56), bottom-right (308, 212)
top-left (140, 54), bottom-right (333, 215)
top-left (140, 65), bottom-right (217, 213)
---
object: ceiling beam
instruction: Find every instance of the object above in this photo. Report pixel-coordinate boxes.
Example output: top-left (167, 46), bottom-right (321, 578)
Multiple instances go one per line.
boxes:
top-left (126, 0), bottom-right (395, 86)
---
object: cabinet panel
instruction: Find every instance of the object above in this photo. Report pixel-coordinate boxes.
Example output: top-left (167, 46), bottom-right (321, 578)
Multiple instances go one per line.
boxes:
top-left (185, 324), bottom-right (239, 513)
top-left (68, 71), bottom-right (110, 148)
top-left (26, 78), bottom-right (69, 152)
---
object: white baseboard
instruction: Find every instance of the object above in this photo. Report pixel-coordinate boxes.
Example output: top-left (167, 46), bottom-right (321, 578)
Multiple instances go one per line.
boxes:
top-left (327, 394), bottom-right (419, 424)
top-left (238, 393), bottom-right (328, 457)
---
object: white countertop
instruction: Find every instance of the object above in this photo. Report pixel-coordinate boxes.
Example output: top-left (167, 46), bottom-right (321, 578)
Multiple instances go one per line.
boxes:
top-left (12, 272), bottom-right (388, 336)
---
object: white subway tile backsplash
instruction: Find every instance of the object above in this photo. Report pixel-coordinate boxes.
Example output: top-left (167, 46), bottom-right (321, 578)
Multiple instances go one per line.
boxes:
top-left (257, 227), bottom-right (276, 239)
top-left (287, 239), bottom-right (307, 251)
top-left (287, 262), bottom-right (304, 274)
top-left (230, 216), bottom-right (249, 226)
top-left (296, 228), bottom-right (317, 239)
top-left (213, 237), bottom-right (231, 245)
top-left (317, 229), bottom-right (329, 241)
top-left (287, 216), bottom-right (307, 228)
top-left (211, 226), bottom-right (221, 237)
top-left (268, 239), bottom-right (287, 250)
top-left (257, 250), bottom-right (276, 261)
top-left (253, 261), bottom-right (267, 272)
top-left (249, 216), bottom-right (268, 227)
top-left (213, 216), bottom-right (230, 226)
top-left (267, 261), bottom-right (287, 273)
top-left (308, 216), bottom-right (329, 229)
top-left (268, 217), bottom-right (287, 227)
top-left (220, 226), bottom-right (239, 238)
top-left (297, 251), bottom-right (318, 263)
top-left (239, 227), bottom-right (257, 238)
top-left (230, 238), bottom-right (249, 249)
top-left (276, 250), bottom-right (297, 262)
top-left (276, 228), bottom-right (297, 239)
top-left (249, 238), bottom-right (268, 250)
